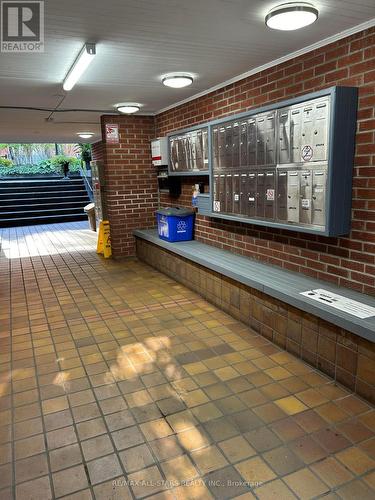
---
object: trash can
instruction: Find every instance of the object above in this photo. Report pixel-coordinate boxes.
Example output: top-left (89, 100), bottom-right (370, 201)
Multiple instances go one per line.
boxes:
top-left (84, 203), bottom-right (96, 231)
top-left (156, 207), bottom-right (195, 242)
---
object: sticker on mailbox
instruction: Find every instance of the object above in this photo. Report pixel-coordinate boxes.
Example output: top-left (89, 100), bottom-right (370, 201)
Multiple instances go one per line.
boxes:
top-left (301, 145), bottom-right (313, 161)
top-left (302, 199), bottom-right (310, 209)
top-left (234, 194), bottom-right (240, 202)
top-left (214, 201), bottom-right (221, 212)
top-left (266, 189), bottom-right (275, 201)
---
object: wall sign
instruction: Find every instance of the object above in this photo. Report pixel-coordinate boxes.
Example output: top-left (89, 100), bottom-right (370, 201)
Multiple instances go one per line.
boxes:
top-left (105, 124), bottom-right (119, 144)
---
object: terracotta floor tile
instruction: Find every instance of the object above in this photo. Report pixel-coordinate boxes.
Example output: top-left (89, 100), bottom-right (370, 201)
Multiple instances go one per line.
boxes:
top-left (218, 436), bottom-right (256, 463)
top-left (81, 434), bottom-right (114, 461)
top-left (191, 445), bottom-right (228, 474)
top-left (149, 436), bottom-right (184, 462)
top-left (15, 476), bottom-right (52, 500)
top-left (311, 456), bottom-right (354, 488)
top-left (49, 443), bottom-right (83, 472)
top-left (336, 446), bottom-right (375, 475)
top-left (275, 396), bottom-right (309, 416)
top-left (336, 479), bottom-right (375, 500)
top-left (128, 465), bottom-right (165, 498)
top-left (263, 445), bottom-right (304, 476)
top-left (94, 476), bottom-right (132, 500)
top-left (52, 464), bottom-right (89, 497)
top-left (254, 479), bottom-right (296, 500)
top-left (15, 453), bottom-right (49, 484)
top-left (204, 466), bottom-right (250, 499)
top-left (313, 428), bottom-right (351, 454)
top-left (284, 468), bottom-right (330, 498)
top-left (161, 454), bottom-right (199, 481)
top-left (111, 425), bottom-right (145, 451)
top-left (235, 456), bottom-right (276, 485)
top-left (177, 426), bottom-right (211, 452)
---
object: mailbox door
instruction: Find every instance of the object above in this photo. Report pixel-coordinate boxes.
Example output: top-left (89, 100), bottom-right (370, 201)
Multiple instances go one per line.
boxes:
top-left (195, 130), bottom-right (203, 170)
top-left (219, 174), bottom-right (226, 212)
top-left (213, 174), bottom-right (221, 212)
top-left (256, 116), bottom-right (266, 166)
top-left (301, 105), bottom-right (314, 161)
top-left (312, 170), bottom-right (326, 226)
top-left (240, 121), bottom-right (248, 168)
top-left (203, 128), bottom-right (209, 169)
top-left (265, 171), bottom-right (276, 219)
top-left (240, 173), bottom-right (248, 216)
top-left (232, 122), bottom-right (240, 169)
top-left (299, 170), bottom-right (312, 224)
top-left (226, 174), bottom-right (233, 213)
top-left (213, 127), bottom-right (219, 171)
top-left (232, 173), bottom-right (241, 214)
top-left (290, 108), bottom-right (302, 163)
top-left (247, 118), bottom-right (257, 167)
top-left (287, 171), bottom-right (300, 223)
top-left (248, 173), bottom-right (257, 217)
top-left (225, 124), bottom-right (233, 170)
top-left (219, 126), bottom-right (226, 169)
top-left (276, 171), bottom-right (288, 221)
top-left (265, 113), bottom-right (276, 165)
top-left (256, 172), bottom-right (265, 217)
top-left (313, 101), bottom-right (329, 162)
top-left (278, 109), bottom-right (290, 164)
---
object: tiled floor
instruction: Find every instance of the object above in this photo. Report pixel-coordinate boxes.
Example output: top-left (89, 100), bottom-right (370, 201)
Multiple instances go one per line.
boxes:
top-left (1, 222), bottom-right (375, 500)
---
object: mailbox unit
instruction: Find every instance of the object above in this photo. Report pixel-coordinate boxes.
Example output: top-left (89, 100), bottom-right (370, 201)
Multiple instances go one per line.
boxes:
top-left (169, 125), bottom-right (209, 175)
top-left (169, 87), bottom-right (358, 237)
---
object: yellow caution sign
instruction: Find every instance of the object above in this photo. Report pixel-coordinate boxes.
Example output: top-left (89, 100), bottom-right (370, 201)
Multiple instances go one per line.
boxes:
top-left (97, 220), bottom-right (112, 258)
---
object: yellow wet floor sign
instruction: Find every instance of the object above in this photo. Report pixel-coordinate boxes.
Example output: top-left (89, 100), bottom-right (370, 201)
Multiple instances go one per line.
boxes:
top-left (97, 220), bottom-right (112, 258)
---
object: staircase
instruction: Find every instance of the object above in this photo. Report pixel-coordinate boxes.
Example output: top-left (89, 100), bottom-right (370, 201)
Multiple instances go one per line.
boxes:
top-left (0, 176), bottom-right (90, 227)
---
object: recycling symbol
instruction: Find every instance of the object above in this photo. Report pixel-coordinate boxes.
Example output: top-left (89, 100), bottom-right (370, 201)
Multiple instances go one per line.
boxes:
top-left (177, 220), bottom-right (187, 232)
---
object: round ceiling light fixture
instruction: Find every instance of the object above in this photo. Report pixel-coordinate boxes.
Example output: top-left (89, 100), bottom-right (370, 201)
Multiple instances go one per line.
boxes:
top-left (265, 2), bottom-right (318, 31)
top-left (117, 104), bottom-right (141, 114)
top-left (162, 74), bottom-right (194, 88)
top-left (77, 132), bottom-right (94, 139)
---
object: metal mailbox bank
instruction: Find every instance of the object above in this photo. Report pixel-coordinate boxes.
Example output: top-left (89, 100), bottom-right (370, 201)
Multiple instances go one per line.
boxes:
top-left (168, 87), bottom-right (358, 237)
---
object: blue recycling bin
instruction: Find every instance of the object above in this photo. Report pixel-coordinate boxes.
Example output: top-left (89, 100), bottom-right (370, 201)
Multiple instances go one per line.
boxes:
top-left (156, 207), bottom-right (195, 242)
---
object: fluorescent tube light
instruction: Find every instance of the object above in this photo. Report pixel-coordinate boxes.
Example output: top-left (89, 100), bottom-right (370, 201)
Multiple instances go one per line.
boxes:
top-left (63, 43), bottom-right (96, 91)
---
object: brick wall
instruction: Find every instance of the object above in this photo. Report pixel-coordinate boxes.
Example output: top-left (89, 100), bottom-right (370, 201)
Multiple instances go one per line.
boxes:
top-left (92, 116), bottom-right (158, 258)
top-left (155, 27), bottom-right (375, 296)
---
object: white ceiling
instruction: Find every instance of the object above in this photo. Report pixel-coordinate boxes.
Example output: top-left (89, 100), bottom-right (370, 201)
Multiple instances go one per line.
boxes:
top-left (0, 0), bottom-right (374, 143)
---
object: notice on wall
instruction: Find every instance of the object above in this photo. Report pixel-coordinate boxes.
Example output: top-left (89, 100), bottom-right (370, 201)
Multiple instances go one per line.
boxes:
top-left (300, 289), bottom-right (375, 319)
top-left (105, 123), bottom-right (119, 144)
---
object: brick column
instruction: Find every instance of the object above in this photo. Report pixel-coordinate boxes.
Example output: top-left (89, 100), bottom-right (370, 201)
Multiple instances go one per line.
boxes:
top-left (97, 114), bottom-right (157, 258)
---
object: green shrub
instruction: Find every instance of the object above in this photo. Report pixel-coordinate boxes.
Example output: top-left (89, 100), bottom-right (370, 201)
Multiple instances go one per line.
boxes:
top-left (0, 157), bottom-right (12, 167)
top-left (0, 155), bottom-right (81, 177)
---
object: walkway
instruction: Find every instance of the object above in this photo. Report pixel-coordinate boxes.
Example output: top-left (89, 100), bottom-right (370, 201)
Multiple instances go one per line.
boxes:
top-left (0, 222), bottom-right (374, 499)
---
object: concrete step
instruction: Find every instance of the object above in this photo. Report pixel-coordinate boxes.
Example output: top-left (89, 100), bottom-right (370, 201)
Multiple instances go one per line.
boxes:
top-left (0, 213), bottom-right (87, 227)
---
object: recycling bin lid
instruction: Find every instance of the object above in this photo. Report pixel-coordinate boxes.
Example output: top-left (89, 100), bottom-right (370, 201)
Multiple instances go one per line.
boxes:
top-left (156, 207), bottom-right (194, 216)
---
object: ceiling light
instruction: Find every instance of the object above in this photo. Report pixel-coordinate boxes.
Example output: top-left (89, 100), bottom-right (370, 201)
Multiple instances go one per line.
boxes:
top-left (162, 75), bottom-right (193, 88)
top-left (63, 43), bottom-right (96, 91)
top-left (77, 132), bottom-right (94, 139)
top-left (117, 104), bottom-right (141, 114)
top-left (265, 2), bottom-right (318, 31)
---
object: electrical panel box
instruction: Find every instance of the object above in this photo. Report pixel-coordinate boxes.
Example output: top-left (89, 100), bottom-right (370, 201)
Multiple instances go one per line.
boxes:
top-left (151, 137), bottom-right (168, 166)
top-left (208, 86), bottom-right (358, 236)
top-left (168, 126), bottom-right (209, 175)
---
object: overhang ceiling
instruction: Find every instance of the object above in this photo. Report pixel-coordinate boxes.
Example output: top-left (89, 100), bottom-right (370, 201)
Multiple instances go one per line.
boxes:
top-left (0, 0), bottom-right (374, 143)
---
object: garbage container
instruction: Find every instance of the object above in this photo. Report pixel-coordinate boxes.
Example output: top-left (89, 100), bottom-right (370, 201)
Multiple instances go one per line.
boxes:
top-left (156, 207), bottom-right (195, 242)
top-left (84, 203), bottom-right (96, 231)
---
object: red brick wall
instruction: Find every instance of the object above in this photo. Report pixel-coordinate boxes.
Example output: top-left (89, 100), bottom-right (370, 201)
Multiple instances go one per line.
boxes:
top-left (155, 27), bottom-right (375, 296)
top-left (92, 116), bottom-right (158, 258)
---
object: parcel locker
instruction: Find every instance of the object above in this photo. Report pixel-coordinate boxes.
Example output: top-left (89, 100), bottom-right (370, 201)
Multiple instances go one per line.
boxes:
top-left (278, 109), bottom-right (290, 164)
top-left (300, 171), bottom-right (312, 224)
top-left (256, 116), bottom-right (266, 166)
top-left (264, 171), bottom-right (276, 219)
top-left (256, 172), bottom-right (265, 217)
top-left (202, 129), bottom-right (209, 168)
top-left (313, 101), bottom-right (328, 161)
top-left (195, 130), bottom-right (203, 170)
top-left (312, 170), bottom-right (326, 226)
top-left (247, 118), bottom-right (256, 166)
top-left (225, 124), bottom-right (233, 169)
top-left (218, 126), bottom-right (226, 169)
top-left (265, 113), bottom-right (276, 165)
top-left (219, 174), bottom-right (226, 212)
top-left (226, 174), bottom-right (233, 213)
top-left (248, 173), bottom-right (257, 217)
top-left (232, 122), bottom-right (240, 169)
top-left (240, 174), bottom-right (248, 215)
top-left (287, 171), bottom-right (300, 223)
top-left (213, 127), bottom-right (219, 170)
top-left (232, 173), bottom-right (241, 214)
top-left (240, 121), bottom-right (248, 167)
top-left (276, 171), bottom-right (288, 221)
top-left (290, 108), bottom-right (302, 163)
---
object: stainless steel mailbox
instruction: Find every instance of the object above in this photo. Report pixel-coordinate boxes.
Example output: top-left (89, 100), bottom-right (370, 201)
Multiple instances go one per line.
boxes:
top-left (219, 126), bottom-right (226, 169)
top-left (233, 173), bottom-right (241, 214)
top-left (226, 174), bottom-right (233, 213)
top-left (256, 172), bottom-right (265, 218)
top-left (256, 116), bottom-right (266, 166)
top-left (312, 170), bottom-right (326, 226)
top-left (248, 173), bottom-right (257, 217)
top-left (213, 127), bottom-right (219, 170)
top-left (240, 173), bottom-right (248, 215)
top-left (300, 170), bottom-right (312, 225)
top-left (287, 171), bottom-right (300, 223)
top-left (240, 121), bottom-right (248, 167)
top-left (219, 174), bottom-right (226, 212)
top-left (232, 122), bottom-right (240, 169)
top-left (278, 110), bottom-right (290, 164)
top-left (247, 118), bottom-right (257, 166)
top-left (277, 171), bottom-right (288, 221)
top-left (265, 113), bottom-right (276, 165)
top-left (225, 124), bottom-right (233, 169)
top-left (290, 108), bottom-right (302, 163)
top-left (265, 170), bottom-right (276, 219)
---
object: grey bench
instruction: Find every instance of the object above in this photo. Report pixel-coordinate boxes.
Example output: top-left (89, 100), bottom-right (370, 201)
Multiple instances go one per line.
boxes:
top-left (134, 228), bottom-right (375, 343)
